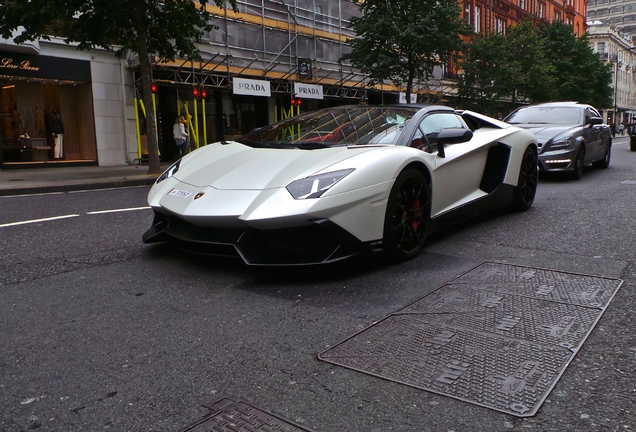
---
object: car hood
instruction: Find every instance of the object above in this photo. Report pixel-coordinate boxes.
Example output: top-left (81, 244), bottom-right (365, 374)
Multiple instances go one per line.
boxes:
top-left (514, 124), bottom-right (575, 140)
top-left (173, 141), bottom-right (375, 190)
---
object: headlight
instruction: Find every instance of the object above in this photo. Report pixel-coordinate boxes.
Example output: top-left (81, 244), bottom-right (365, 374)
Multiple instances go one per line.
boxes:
top-left (156, 159), bottom-right (181, 183)
top-left (548, 138), bottom-right (573, 150)
top-left (286, 169), bottom-right (354, 199)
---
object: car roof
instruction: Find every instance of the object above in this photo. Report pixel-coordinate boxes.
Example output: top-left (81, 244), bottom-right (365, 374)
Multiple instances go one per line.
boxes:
top-left (518, 101), bottom-right (589, 109)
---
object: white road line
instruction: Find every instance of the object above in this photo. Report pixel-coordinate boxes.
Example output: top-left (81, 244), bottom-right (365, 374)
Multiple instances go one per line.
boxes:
top-left (0, 192), bottom-right (65, 199)
top-left (69, 185), bottom-right (148, 194)
top-left (87, 206), bottom-right (150, 215)
top-left (0, 214), bottom-right (80, 228)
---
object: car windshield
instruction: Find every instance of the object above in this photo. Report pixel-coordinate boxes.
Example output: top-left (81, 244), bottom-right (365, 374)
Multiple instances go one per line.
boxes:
top-left (237, 106), bottom-right (419, 148)
top-left (506, 106), bottom-right (583, 125)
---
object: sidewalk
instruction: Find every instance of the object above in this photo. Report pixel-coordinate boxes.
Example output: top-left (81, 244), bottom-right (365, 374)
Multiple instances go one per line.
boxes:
top-left (0, 163), bottom-right (166, 196)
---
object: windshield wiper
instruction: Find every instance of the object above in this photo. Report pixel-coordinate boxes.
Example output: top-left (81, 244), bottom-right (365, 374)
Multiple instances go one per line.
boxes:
top-left (293, 142), bottom-right (333, 149)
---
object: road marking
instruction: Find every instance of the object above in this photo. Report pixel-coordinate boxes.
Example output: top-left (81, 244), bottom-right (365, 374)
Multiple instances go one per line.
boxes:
top-left (87, 206), bottom-right (150, 215)
top-left (0, 214), bottom-right (80, 228)
top-left (69, 185), bottom-right (148, 194)
top-left (0, 192), bottom-right (65, 199)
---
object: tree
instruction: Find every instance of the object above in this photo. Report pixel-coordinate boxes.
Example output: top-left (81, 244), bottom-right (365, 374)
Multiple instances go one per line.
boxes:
top-left (537, 22), bottom-right (613, 109)
top-left (0, 0), bottom-right (237, 174)
top-left (456, 31), bottom-right (511, 114)
top-left (458, 20), bottom-right (613, 112)
top-left (344, 0), bottom-right (470, 104)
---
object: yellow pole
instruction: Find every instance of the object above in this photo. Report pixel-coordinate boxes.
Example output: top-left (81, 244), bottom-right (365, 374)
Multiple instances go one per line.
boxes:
top-left (139, 99), bottom-right (147, 117)
top-left (193, 99), bottom-right (199, 149)
top-left (134, 98), bottom-right (142, 159)
top-left (183, 102), bottom-right (198, 149)
top-left (151, 92), bottom-right (158, 141)
top-left (202, 98), bottom-right (207, 146)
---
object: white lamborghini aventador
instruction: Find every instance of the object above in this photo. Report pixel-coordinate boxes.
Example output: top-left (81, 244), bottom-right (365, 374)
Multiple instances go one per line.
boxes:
top-left (143, 104), bottom-right (538, 265)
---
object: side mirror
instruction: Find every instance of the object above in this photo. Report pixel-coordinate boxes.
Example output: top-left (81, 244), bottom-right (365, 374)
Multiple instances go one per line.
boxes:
top-left (436, 128), bottom-right (474, 158)
top-left (587, 116), bottom-right (603, 126)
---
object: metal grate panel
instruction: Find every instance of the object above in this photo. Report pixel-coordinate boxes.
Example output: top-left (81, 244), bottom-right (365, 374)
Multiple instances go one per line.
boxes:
top-left (318, 262), bottom-right (623, 417)
top-left (181, 397), bottom-right (314, 432)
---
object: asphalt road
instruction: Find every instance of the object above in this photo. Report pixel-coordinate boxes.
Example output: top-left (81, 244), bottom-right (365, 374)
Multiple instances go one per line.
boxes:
top-left (1, 137), bottom-right (634, 432)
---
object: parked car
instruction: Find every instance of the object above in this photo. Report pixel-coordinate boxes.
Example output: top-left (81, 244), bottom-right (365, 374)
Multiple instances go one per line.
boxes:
top-left (631, 126), bottom-right (636, 151)
top-left (143, 104), bottom-right (538, 266)
top-left (504, 101), bottom-right (612, 179)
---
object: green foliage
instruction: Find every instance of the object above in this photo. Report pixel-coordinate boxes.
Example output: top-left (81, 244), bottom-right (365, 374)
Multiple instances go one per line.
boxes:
top-left (0, 0), bottom-right (235, 61)
top-left (344, 0), bottom-right (471, 102)
top-left (458, 20), bottom-right (613, 112)
top-left (536, 22), bottom-right (613, 108)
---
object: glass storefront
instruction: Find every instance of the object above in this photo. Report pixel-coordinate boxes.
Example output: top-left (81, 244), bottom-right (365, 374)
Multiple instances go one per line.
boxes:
top-left (0, 51), bottom-right (97, 167)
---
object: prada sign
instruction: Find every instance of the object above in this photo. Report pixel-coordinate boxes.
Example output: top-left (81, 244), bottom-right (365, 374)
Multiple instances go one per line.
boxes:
top-left (294, 82), bottom-right (323, 100)
top-left (233, 77), bottom-right (271, 97)
top-left (0, 51), bottom-right (91, 82)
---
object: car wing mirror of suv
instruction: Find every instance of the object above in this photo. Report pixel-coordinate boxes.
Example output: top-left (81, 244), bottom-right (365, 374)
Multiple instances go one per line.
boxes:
top-left (586, 116), bottom-right (603, 126)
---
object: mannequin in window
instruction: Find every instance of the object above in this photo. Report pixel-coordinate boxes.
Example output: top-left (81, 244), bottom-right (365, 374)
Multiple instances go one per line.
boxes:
top-left (46, 109), bottom-right (65, 160)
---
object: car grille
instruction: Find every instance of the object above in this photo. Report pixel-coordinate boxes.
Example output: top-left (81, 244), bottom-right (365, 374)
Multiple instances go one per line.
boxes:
top-left (152, 214), bottom-right (366, 265)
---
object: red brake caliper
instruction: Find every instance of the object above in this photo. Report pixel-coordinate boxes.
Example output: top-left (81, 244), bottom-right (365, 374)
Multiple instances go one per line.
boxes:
top-left (411, 199), bottom-right (421, 231)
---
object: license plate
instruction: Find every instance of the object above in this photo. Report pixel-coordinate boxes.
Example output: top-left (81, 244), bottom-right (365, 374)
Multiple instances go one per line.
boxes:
top-left (167, 188), bottom-right (192, 199)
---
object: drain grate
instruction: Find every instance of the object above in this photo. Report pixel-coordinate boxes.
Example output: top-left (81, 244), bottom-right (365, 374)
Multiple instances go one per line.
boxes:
top-left (318, 262), bottom-right (623, 417)
top-left (180, 397), bottom-right (314, 432)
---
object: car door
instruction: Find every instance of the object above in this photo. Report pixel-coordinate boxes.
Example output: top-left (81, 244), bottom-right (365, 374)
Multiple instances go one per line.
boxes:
top-left (413, 112), bottom-right (492, 217)
top-left (581, 107), bottom-right (604, 162)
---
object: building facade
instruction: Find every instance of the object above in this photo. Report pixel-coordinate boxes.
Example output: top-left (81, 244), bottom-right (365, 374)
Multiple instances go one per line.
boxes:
top-left (0, 0), bottom-right (592, 169)
top-left (588, 0), bottom-right (636, 40)
top-left (587, 24), bottom-right (636, 128)
top-left (461, 0), bottom-right (588, 37)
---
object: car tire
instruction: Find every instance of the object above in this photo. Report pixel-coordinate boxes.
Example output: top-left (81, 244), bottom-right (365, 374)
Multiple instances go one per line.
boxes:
top-left (569, 147), bottom-right (585, 180)
top-left (383, 168), bottom-right (431, 260)
top-left (592, 140), bottom-right (611, 169)
top-left (512, 146), bottom-right (538, 211)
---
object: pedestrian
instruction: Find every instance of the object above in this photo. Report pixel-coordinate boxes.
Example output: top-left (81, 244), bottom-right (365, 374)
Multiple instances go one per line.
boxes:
top-left (173, 115), bottom-right (189, 157)
top-left (619, 122), bottom-right (625, 135)
top-left (45, 108), bottom-right (65, 160)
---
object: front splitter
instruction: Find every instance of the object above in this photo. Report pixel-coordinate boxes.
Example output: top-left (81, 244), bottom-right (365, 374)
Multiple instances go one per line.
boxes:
top-left (319, 262), bottom-right (623, 417)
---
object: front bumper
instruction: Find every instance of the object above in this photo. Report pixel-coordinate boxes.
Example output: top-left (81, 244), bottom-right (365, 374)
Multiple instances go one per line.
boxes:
top-left (537, 148), bottom-right (577, 172)
top-left (142, 211), bottom-right (371, 266)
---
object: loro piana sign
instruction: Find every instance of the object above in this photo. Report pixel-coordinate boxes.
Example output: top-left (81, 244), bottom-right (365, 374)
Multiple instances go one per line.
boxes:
top-left (233, 77), bottom-right (271, 97)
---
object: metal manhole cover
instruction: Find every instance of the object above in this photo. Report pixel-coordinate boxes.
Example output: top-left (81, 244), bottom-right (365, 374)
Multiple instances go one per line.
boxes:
top-left (180, 397), bottom-right (314, 432)
top-left (318, 262), bottom-right (623, 417)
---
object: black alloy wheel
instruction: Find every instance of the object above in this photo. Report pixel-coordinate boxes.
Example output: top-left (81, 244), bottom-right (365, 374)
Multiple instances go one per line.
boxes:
top-left (592, 140), bottom-right (611, 169)
top-left (569, 146), bottom-right (585, 180)
top-left (512, 146), bottom-right (538, 211)
top-left (383, 169), bottom-right (431, 260)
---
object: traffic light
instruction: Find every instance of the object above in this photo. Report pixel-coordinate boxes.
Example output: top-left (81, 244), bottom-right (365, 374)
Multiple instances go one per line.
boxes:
top-left (193, 87), bottom-right (199, 99)
top-left (151, 83), bottom-right (157, 93)
top-left (291, 98), bottom-right (301, 106)
top-left (201, 88), bottom-right (207, 99)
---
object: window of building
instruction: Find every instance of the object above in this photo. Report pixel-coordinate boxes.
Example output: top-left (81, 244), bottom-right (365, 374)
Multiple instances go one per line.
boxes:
top-left (496, 18), bottom-right (505, 34)
top-left (464, 2), bottom-right (471, 25)
top-left (610, 5), bottom-right (623, 13)
top-left (538, 2), bottom-right (545, 18)
top-left (520, 0), bottom-right (526, 10)
top-left (597, 42), bottom-right (606, 53)
top-left (474, 6), bottom-right (481, 33)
